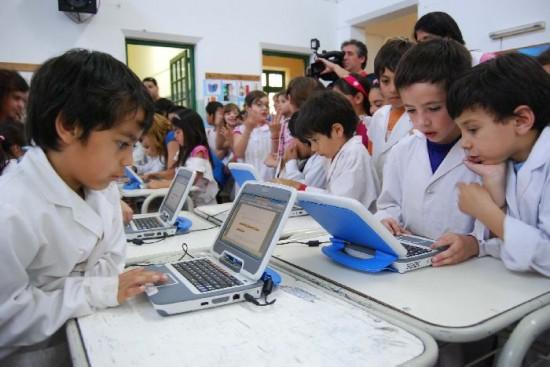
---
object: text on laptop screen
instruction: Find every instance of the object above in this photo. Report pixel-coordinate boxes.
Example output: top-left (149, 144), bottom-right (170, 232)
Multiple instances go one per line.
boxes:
top-left (162, 173), bottom-right (190, 218)
top-left (220, 193), bottom-right (284, 259)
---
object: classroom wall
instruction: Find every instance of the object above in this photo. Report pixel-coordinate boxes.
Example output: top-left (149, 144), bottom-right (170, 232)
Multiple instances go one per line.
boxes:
top-left (0, 0), bottom-right (337, 108)
top-left (337, 0), bottom-right (550, 53)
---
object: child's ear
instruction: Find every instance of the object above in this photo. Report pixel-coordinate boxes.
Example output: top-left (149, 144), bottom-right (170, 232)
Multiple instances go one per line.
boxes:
top-left (331, 122), bottom-right (345, 138)
top-left (513, 105), bottom-right (535, 135)
top-left (55, 113), bottom-right (80, 145)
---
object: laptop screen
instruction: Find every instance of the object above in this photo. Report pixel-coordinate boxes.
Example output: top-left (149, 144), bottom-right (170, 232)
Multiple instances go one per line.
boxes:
top-left (161, 170), bottom-right (192, 219)
top-left (219, 193), bottom-right (285, 259)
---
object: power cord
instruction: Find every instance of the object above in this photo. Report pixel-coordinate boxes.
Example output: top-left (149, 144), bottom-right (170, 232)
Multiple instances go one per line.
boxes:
top-left (244, 276), bottom-right (276, 306)
top-left (277, 239), bottom-right (329, 247)
top-left (125, 241), bottom-right (194, 268)
top-left (130, 235), bottom-right (167, 246)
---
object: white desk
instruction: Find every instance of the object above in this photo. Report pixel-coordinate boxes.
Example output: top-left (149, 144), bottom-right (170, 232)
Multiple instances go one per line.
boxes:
top-left (125, 212), bottom-right (220, 265)
top-left (67, 262), bottom-right (438, 367)
top-left (271, 240), bottom-right (550, 343)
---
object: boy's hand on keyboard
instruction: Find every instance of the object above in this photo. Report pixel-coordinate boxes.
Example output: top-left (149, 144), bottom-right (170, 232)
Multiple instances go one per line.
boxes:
top-left (431, 233), bottom-right (480, 267)
top-left (381, 218), bottom-right (410, 235)
top-left (117, 268), bottom-right (168, 304)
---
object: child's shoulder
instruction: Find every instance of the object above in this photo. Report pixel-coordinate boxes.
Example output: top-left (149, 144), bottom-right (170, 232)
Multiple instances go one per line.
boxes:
top-left (390, 131), bottom-right (422, 155)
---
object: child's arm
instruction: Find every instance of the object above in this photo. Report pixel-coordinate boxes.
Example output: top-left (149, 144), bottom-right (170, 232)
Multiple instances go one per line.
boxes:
top-left (233, 120), bottom-right (256, 159)
top-left (374, 146), bottom-right (404, 227)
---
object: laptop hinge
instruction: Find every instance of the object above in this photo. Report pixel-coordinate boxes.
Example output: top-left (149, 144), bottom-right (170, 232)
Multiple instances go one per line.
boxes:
top-left (219, 253), bottom-right (243, 273)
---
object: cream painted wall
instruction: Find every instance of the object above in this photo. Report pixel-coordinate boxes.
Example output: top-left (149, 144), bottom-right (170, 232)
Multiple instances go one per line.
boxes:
top-left (0, 0), bottom-right (338, 109)
top-left (127, 44), bottom-right (184, 99)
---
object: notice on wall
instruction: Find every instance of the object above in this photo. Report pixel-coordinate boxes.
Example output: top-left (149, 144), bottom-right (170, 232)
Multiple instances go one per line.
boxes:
top-left (204, 73), bottom-right (261, 109)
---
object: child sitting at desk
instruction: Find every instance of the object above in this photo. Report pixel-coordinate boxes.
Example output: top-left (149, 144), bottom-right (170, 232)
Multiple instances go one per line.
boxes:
top-left (134, 113), bottom-right (171, 175)
top-left (376, 39), bottom-right (481, 267)
top-left (0, 49), bottom-right (167, 364)
top-left (277, 90), bottom-right (378, 210)
top-left (447, 53), bottom-right (550, 275)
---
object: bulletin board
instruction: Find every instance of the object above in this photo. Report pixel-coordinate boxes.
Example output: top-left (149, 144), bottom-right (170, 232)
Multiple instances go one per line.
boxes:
top-left (203, 72), bottom-right (261, 109)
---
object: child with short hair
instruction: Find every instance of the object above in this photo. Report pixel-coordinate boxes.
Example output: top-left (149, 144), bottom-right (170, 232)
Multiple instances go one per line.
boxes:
top-left (282, 90), bottom-right (378, 210)
top-left (0, 120), bottom-right (26, 175)
top-left (369, 38), bottom-right (414, 191)
top-left (447, 53), bottom-right (550, 275)
top-left (0, 49), bottom-right (166, 362)
top-left (376, 38), bottom-right (481, 266)
top-left (204, 101), bottom-right (223, 151)
top-left (0, 69), bottom-right (29, 122)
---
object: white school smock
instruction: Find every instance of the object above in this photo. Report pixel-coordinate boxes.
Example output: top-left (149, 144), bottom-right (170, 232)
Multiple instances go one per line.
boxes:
top-left (368, 105), bottom-right (413, 192)
top-left (135, 155), bottom-right (165, 175)
top-left (234, 123), bottom-right (274, 181)
top-left (282, 153), bottom-right (330, 189)
top-left (0, 147), bottom-right (125, 357)
top-left (184, 146), bottom-right (219, 207)
top-left (375, 133), bottom-right (481, 239)
top-left (476, 127), bottom-right (550, 276)
top-left (306, 136), bottom-right (378, 210)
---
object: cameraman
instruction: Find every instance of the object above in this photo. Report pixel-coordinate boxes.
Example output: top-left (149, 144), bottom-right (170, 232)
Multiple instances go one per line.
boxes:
top-left (318, 39), bottom-right (376, 83)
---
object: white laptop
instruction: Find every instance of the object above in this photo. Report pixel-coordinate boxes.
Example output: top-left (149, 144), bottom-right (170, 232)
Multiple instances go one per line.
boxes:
top-left (228, 162), bottom-right (307, 217)
top-left (125, 168), bottom-right (196, 240)
top-left (145, 182), bottom-right (297, 316)
top-left (124, 166), bottom-right (146, 189)
top-left (297, 191), bottom-right (444, 273)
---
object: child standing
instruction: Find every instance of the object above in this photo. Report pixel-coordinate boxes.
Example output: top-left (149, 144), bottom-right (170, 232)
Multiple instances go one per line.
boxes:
top-left (369, 38), bottom-right (414, 191)
top-left (0, 49), bottom-right (166, 363)
top-left (447, 53), bottom-right (550, 275)
top-left (283, 90), bottom-right (378, 210)
top-left (376, 39), bottom-right (480, 266)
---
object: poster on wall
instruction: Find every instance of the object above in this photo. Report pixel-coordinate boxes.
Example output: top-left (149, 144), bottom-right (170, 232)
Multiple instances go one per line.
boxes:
top-left (204, 73), bottom-right (261, 110)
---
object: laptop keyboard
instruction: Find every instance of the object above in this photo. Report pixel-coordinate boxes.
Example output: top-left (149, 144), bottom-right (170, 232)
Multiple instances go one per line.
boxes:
top-left (133, 217), bottom-right (164, 230)
top-left (396, 235), bottom-right (434, 257)
top-left (172, 258), bottom-right (243, 293)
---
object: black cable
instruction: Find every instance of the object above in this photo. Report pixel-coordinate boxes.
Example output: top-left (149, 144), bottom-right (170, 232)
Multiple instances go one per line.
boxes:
top-left (130, 235), bottom-right (168, 246)
top-left (277, 239), bottom-right (329, 247)
top-left (125, 240), bottom-right (193, 268)
top-left (244, 293), bottom-right (276, 306)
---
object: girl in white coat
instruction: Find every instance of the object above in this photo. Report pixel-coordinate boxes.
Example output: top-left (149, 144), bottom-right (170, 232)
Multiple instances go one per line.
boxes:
top-left (278, 90), bottom-right (378, 210)
top-left (0, 50), bottom-right (166, 364)
top-left (369, 38), bottom-right (414, 191)
top-left (376, 39), bottom-right (481, 267)
top-left (448, 53), bottom-right (550, 276)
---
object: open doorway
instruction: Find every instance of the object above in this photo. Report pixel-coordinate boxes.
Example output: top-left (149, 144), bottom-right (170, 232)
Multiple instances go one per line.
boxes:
top-left (355, 5), bottom-right (417, 74)
top-left (126, 39), bottom-right (196, 109)
top-left (262, 51), bottom-right (309, 113)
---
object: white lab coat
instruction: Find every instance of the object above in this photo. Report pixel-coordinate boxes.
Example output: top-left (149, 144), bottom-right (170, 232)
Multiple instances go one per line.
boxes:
top-left (185, 155), bottom-right (219, 207)
top-left (476, 127), bottom-right (550, 276)
top-left (375, 133), bottom-right (480, 239)
top-left (282, 154), bottom-right (330, 189)
top-left (368, 105), bottom-right (413, 192)
top-left (0, 147), bottom-right (125, 358)
top-left (306, 136), bottom-right (378, 210)
top-left (135, 155), bottom-right (165, 175)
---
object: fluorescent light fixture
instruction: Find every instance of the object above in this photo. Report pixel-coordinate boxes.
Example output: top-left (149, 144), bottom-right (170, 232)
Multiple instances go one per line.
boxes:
top-left (489, 21), bottom-right (545, 40)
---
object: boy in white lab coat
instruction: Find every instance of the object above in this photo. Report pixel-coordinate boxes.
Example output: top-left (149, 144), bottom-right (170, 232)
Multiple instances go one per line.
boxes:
top-left (369, 38), bottom-right (414, 191)
top-left (375, 39), bottom-right (481, 267)
top-left (448, 53), bottom-right (550, 276)
top-left (277, 90), bottom-right (378, 210)
top-left (0, 49), bottom-right (167, 364)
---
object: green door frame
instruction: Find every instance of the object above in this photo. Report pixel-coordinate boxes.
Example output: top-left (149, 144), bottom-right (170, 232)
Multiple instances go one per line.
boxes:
top-left (125, 38), bottom-right (196, 109)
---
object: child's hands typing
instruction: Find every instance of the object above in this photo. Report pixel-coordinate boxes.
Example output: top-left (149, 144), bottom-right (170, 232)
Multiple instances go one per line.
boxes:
top-left (431, 233), bottom-right (479, 267)
top-left (381, 218), bottom-right (410, 235)
top-left (117, 268), bottom-right (168, 304)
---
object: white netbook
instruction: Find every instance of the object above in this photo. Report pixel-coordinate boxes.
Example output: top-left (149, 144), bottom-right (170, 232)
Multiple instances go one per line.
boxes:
top-left (297, 191), bottom-right (444, 273)
top-left (228, 162), bottom-right (307, 218)
top-left (124, 166), bottom-right (146, 189)
top-left (145, 182), bottom-right (297, 316)
top-left (125, 168), bottom-right (196, 240)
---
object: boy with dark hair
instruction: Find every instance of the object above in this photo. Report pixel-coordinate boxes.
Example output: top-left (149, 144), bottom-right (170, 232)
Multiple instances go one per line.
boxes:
top-left (0, 49), bottom-right (166, 363)
top-left (447, 52), bottom-right (550, 275)
top-left (0, 69), bottom-right (29, 122)
top-left (369, 38), bottom-right (414, 192)
top-left (280, 90), bottom-right (377, 209)
top-left (377, 38), bottom-right (480, 266)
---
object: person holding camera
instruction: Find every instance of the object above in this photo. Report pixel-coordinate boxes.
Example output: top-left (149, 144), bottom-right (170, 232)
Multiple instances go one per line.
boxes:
top-left (317, 39), bottom-right (377, 84)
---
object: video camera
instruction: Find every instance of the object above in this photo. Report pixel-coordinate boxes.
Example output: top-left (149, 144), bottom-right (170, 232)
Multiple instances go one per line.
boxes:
top-left (307, 38), bottom-right (344, 82)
